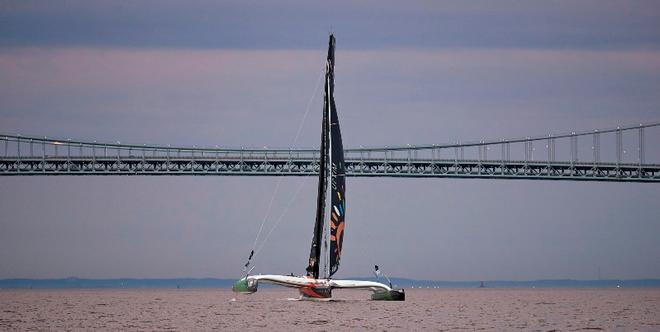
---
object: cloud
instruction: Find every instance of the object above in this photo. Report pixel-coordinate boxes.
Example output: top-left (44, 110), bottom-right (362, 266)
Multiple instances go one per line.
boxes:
top-left (1, 1), bottom-right (659, 50)
top-left (2, 46), bottom-right (659, 147)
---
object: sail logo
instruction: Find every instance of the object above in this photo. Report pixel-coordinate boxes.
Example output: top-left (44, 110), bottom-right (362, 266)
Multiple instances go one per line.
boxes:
top-left (331, 163), bottom-right (338, 190)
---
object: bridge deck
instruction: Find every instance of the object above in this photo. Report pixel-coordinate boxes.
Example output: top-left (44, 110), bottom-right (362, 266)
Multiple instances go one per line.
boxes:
top-left (1, 156), bottom-right (658, 182)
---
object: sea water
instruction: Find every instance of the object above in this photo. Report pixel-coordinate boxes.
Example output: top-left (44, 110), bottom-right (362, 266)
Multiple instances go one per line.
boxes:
top-left (1, 288), bottom-right (659, 330)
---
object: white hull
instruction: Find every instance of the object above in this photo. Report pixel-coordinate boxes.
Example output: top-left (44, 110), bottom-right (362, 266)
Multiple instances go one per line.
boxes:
top-left (247, 274), bottom-right (393, 291)
top-left (233, 274), bottom-right (405, 300)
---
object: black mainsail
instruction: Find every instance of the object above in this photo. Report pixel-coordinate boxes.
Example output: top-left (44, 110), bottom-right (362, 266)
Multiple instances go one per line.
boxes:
top-left (306, 34), bottom-right (345, 279)
top-left (306, 35), bottom-right (332, 279)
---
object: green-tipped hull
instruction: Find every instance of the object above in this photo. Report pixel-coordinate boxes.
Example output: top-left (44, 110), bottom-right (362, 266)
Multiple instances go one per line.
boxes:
top-left (371, 289), bottom-right (405, 301)
top-left (232, 277), bottom-right (258, 294)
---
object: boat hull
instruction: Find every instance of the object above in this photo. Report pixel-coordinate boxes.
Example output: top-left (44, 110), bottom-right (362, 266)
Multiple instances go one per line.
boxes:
top-left (232, 277), bottom-right (258, 294)
top-left (371, 289), bottom-right (405, 301)
top-left (299, 285), bottom-right (332, 299)
top-left (232, 275), bottom-right (405, 301)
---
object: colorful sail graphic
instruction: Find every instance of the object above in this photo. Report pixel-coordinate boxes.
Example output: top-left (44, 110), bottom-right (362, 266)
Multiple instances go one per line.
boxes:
top-left (327, 35), bottom-right (345, 278)
top-left (328, 120), bottom-right (345, 276)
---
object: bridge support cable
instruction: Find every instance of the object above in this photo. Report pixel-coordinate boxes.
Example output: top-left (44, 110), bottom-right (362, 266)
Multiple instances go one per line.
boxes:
top-left (616, 128), bottom-right (623, 166)
top-left (639, 126), bottom-right (645, 166)
top-left (639, 126), bottom-right (645, 179)
top-left (593, 131), bottom-right (600, 165)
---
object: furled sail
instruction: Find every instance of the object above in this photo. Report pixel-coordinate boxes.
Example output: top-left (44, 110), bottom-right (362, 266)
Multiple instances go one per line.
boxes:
top-left (327, 35), bottom-right (345, 278)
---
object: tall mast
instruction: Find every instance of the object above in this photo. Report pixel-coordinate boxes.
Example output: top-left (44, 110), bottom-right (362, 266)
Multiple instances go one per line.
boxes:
top-left (306, 34), bottom-right (335, 279)
top-left (325, 61), bottom-right (333, 280)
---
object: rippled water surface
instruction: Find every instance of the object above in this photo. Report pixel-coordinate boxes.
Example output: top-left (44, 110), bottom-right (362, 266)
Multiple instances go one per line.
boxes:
top-left (1, 288), bottom-right (659, 330)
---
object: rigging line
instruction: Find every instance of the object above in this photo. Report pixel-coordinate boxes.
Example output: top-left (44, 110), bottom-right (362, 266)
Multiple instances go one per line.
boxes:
top-left (293, 66), bottom-right (326, 145)
top-left (249, 64), bottom-right (325, 256)
top-left (254, 177), bottom-right (310, 257)
top-left (251, 179), bottom-right (282, 250)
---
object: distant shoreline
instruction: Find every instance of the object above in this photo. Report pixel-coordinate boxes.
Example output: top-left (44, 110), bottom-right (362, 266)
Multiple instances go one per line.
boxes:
top-left (2, 278), bottom-right (659, 289)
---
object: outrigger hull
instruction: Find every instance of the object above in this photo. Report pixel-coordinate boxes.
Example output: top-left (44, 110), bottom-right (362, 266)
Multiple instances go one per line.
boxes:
top-left (370, 289), bottom-right (406, 301)
top-left (232, 275), bottom-right (405, 301)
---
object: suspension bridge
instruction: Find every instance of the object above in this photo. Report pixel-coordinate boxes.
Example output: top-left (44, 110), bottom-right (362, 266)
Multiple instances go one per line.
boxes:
top-left (1, 122), bottom-right (659, 182)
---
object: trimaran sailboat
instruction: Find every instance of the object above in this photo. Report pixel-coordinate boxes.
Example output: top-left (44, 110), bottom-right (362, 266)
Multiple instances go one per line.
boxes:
top-left (232, 35), bottom-right (405, 301)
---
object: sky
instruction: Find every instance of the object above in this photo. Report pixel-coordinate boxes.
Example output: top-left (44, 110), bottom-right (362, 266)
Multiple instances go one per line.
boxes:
top-left (1, 1), bottom-right (659, 281)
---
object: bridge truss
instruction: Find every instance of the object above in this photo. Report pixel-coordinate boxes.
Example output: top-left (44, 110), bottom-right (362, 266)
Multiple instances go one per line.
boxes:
top-left (1, 122), bottom-right (659, 182)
